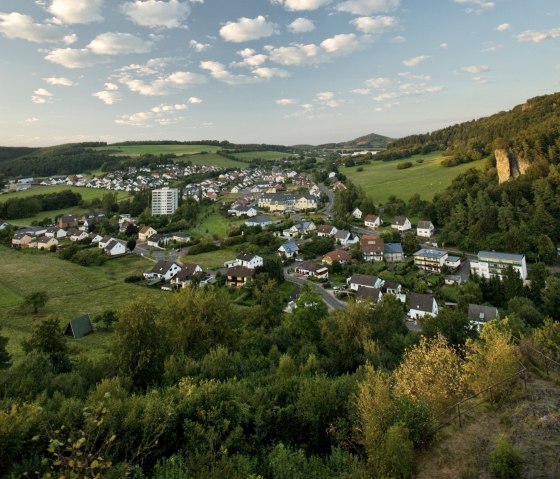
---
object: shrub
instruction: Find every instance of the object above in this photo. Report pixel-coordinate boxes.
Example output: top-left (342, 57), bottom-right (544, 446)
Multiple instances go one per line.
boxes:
top-left (186, 242), bottom-right (219, 255)
top-left (489, 434), bottom-right (521, 479)
top-left (397, 161), bottom-right (413, 170)
top-left (124, 275), bottom-right (144, 283)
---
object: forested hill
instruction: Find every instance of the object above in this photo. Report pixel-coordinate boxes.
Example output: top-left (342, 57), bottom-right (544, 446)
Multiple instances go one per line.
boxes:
top-left (376, 92), bottom-right (560, 166)
top-left (0, 147), bottom-right (40, 162)
top-left (317, 132), bottom-right (393, 150)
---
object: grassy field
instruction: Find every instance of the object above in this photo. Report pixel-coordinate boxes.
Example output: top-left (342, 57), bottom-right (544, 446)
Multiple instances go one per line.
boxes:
top-left (94, 144), bottom-right (222, 156)
top-left (194, 207), bottom-right (245, 238)
top-left (182, 247), bottom-right (238, 269)
top-left (341, 152), bottom-right (486, 203)
top-left (0, 246), bottom-right (162, 362)
top-left (231, 151), bottom-right (299, 161)
top-left (179, 152), bottom-right (245, 168)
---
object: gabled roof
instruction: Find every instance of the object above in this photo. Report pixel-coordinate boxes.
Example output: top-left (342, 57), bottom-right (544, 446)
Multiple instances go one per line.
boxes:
top-left (334, 229), bottom-right (351, 240)
top-left (384, 243), bottom-right (403, 254)
top-left (323, 249), bottom-right (352, 262)
top-left (317, 224), bottom-right (335, 234)
top-left (139, 225), bottom-right (156, 234)
top-left (364, 214), bottom-right (379, 222)
top-left (356, 286), bottom-right (382, 300)
top-left (409, 293), bottom-right (435, 312)
top-left (174, 263), bottom-right (202, 281)
top-left (150, 260), bottom-right (180, 275)
top-left (280, 241), bottom-right (299, 253)
top-left (468, 304), bottom-right (499, 323)
top-left (392, 216), bottom-right (409, 225)
top-left (349, 273), bottom-right (379, 288)
top-left (64, 314), bottom-right (93, 339)
top-left (297, 261), bottom-right (327, 273)
top-left (417, 220), bottom-right (434, 229)
top-left (360, 234), bottom-right (384, 253)
top-left (227, 265), bottom-right (256, 278)
top-left (236, 252), bottom-right (261, 262)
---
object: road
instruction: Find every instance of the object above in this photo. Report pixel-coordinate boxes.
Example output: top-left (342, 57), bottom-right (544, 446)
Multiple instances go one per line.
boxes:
top-left (320, 184), bottom-right (334, 219)
top-left (133, 242), bottom-right (187, 264)
top-left (284, 268), bottom-right (347, 311)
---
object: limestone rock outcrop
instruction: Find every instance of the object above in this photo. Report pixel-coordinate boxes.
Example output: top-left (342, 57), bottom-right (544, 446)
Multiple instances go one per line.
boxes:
top-left (495, 148), bottom-right (530, 184)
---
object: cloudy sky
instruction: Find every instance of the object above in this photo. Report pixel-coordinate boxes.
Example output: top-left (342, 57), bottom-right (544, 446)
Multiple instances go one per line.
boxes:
top-left (0, 0), bottom-right (558, 146)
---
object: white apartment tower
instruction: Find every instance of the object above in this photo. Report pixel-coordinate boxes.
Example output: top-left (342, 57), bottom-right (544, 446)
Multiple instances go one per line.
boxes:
top-left (151, 187), bottom-right (178, 216)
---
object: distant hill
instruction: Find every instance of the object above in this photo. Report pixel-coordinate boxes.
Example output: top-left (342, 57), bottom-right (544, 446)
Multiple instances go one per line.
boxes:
top-left (0, 147), bottom-right (41, 162)
top-left (316, 132), bottom-right (394, 150)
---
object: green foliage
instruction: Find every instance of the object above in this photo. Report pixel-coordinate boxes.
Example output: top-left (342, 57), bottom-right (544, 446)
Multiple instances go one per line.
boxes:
top-left (0, 327), bottom-right (11, 369)
top-left (22, 290), bottom-right (49, 314)
top-left (488, 434), bottom-right (521, 479)
top-left (71, 248), bottom-right (107, 267)
top-left (397, 161), bottom-right (413, 170)
top-left (0, 189), bottom-right (82, 219)
top-left (420, 308), bottom-right (474, 347)
top-left (23, 317), bottom-right (71, 373)
top-left (384, 423), bottom-right (414, 479)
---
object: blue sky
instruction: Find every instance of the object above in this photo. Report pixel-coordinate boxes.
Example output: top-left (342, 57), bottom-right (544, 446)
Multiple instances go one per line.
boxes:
top-left (0, 0), bottom-right (558, 146)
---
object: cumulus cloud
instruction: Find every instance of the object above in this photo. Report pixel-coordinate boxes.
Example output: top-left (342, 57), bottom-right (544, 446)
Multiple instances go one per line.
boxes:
top-left (45, 48), bottom-right (103, 68)
top-left (0, 12), bottom-right (75, 44)
top-left (275, 98), bottom-right (297, 105)
top-left (44, 77), bottom-right (74, 86)
top-left (351, 15), bottom-right (397, 34)
top-left (399, 72), bottom-right (431, 81)
top-left (122, 0), bottom-right (191, 28)
top-left (366, 76), bottom-right (392, 88)
top-left (200, 60), bottom-right (258, 85)
top-left (34, 88), bottom-right (53, 97)
top-left (482, 42), bottom-right (503, 52)
top-left (402, 54), bottom-right (430, 67)
top-left (335, 0), bottom-right (400, 15)
top-left (93, 90), bottom-right (121, 105)
top-left (265, 43), bottom-right (323, 65)
top-left (288, 17), bottom-right (315, 33)
top-left (316, 91), bottom-right (344, 107)
top-left (320, 33), bottom-right (360, 54)
top-left (187, 97), bottom-right (202, 104)
top-left (471, 76), bottom-right (489, 84)
top-left (189, 39), bottom-right (210, 52)
top-left (271, 0), bottom-right (331, 11)
top-left (87, 32), bottom-right (153, 55)
top-left (118, 70), bottom-right (205, 95)
top-left (47, 0), bottom-right (104, 24)
top-left (373, 85), bottom-right (444, 101)
top-left (234, 48), bottom-right (268, 67)
top-left (496, 23), bottom-right (511, 31)
top-left (252, 67), bottom-right (290, 79)
top-left (516, 28), bottom-right (560, 43)
top-left (32, 88), bottom-right (54, 104)
top-left (453, 0), bottom-right (495, 13)
top-left (115, 97), bottom-right (202, 127)
top-left (219, 16), bottom-right (278, 42)
top-left (461, 64), bottom-right (489, 73)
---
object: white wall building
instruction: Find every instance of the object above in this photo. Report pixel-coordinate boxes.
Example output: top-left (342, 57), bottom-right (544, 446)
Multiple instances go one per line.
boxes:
top-left (152, 187), bottom-right (179, 216)
top-left (470, 251), bottom-right (528, 281)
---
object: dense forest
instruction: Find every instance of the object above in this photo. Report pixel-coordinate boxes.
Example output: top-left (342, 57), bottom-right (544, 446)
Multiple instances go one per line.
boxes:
top-left (0, 190), bottom-right (82, 220)
top-left (374, 92), bottom-right (560, 166)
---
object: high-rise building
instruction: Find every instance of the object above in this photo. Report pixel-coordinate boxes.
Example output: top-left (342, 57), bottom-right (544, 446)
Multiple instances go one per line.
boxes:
top-left (151, 187), bottom-right (178, 216)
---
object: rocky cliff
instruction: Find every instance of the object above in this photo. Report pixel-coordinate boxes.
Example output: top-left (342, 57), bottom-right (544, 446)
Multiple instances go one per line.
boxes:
top-left (495, 148), bottom-right (531, 183)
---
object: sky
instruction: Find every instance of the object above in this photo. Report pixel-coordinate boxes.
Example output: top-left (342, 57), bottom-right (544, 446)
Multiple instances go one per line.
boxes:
top-left (0, 0), bottom-right (559, 147)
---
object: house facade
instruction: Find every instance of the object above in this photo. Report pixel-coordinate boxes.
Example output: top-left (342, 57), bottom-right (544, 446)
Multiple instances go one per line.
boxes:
top-left (36, 236), bottom-right (58, 250)
top-left (144, 260), bottom-right (182, 281)
top-left (294, 261), bottom-right (329, 279)
top-left (360, 235), bottom-right (384, 262)
top-left (278, 241), bottom-right (299, 259)
top-left (226, 266), bottom-right (256, 287)
top-left (104, 239), bottom-right (126, 256)
top-left (391, 216), bottom-right (412, 232)
top-left (408, 293), bottom-right (438, 320)
top-left (322, 249), bottom-right (352, 265)
top-left (470, 251), bottom-right (528, 281)
top-left (416, 221), bottom-right (435, 238)
top-left (384, 243), bottom-right (404, 262)
top-left (138, 226), bottom-right (157, 242)
top-left (364, 215), bottom-right (382, 229)
top-left (413, 248), bottom-right (448, 272)
top-left (347, 273), bottom-right (384, 291)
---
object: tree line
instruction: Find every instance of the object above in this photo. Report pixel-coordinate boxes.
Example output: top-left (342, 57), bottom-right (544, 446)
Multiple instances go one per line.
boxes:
top-left (0, 189), bottom-right (82, 219)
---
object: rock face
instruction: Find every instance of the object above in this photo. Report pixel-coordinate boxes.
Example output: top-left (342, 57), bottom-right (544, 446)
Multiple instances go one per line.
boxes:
top-left (495, 148), bottom-right (530, 184)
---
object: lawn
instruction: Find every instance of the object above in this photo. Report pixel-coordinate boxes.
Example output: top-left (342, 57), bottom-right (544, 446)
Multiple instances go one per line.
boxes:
top-left (178, 152), bottom-right (246, 168)
top-left (94, 144), bottom-right (222, 156)
top-left (231, 151), bottom-right (299, 161)
top-left (194, 207), bottom-right (245, 238)
top-left (0, 246), bottom-right (162, 362)
top-left (182, 247), bottom-right (238, 269)
top-left (341, 152), bottom-right (486, 203)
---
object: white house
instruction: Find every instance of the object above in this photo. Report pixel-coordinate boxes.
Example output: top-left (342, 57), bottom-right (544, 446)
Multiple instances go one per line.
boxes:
top-left (347, 274), bottom-right (384, 291)
top-left (334, 229), bottom-right (358, 246)
top-left (278, 241), bottom-right (299, 259)
top-left (408, 293), bottom-right (438, 321)
top-left (294, 261), bottom-right (329, 279)
top-left (282, 221), bottom-right (316, 239)
top-left (69, 230), bottom-right (88, 242)
top-left (470, 251), bottom-right (528, 281)
top-left (416, 221), bottom-right (435, 238)
top-left (104, 239), bottom-right (126, 257)
top-left (225, 252), bottom-right (264, 270)
top-left (143, 260), bottom-right (182, 281)
top-left (391, 216), bottom-right (412, 232)
top-left (352, 207), bottom-right (363, 219)
top-left (171, 263), bottom-right (204, 288)
top-left (138, 226), bottom-right (157, 242)
top-left (468, 304), bottom-right (499, 332)
top-left (364, 215), bottom-right (382, 229)
top-left (45, 226), bottom-right (67, 239)
top-left (317, 225), bottom-right (337, 237)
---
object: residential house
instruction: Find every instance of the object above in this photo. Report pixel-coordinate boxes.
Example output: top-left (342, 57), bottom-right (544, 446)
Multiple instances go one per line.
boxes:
top-left (360, 234), bottom-right (384, 262)
top-left (143, 260), bottom-right (182, 281)
top-left (364, 214), bottom-right (382, 229)
top-left (348, 274), bottom-right (384, 291)
top-left (283, 221), bottom-right (316, 239)
top-left (103, 239), bottom-right (126, 256)
top-left (470, 251), bottom-right (528, 281)
top-left (58, 214), bottom-right (79, 229)
top-left (468, 304), bottom-right (499, 331)
top-left (236, 252), bottom-right (264, 269)
top-left (391, 216), bottom-right (412, 232)
top-left (356, 287), bottom-right (383, 302)
top-left (147, 234), bottom-right (165, 248)
top-left (98, 235), bottom-right (113, 249)
top-left (294, 261), bottom-right (329, 279)
top-left (294, 195), bottom-right (318, 211)
top-left (413, 248), bottom-right (448, 272)
top-left (334, 229), bottom-right (358, 246)
top-left (232, 205), bottom-right (257, 217)
top-left (322, 249), bottom-right (352, 265)
top-left (138, 226), bottom-right (157, 242)
top-left (88, 232), bottom-right (103, 244)
top-left (408, 293), bottom-right (438, 320)
top-left (382, 281), bottom-right (403, 295)
top-left (45, 226), bottom-right (67, 239)
top-left (171, 263), bottom-right (204, 288)
top-left (278, 241), bottom-right (299, 259)
top-left (317, 224), bottom-right (337, 237)
top-left (69, 230), bottom-right (89, 242)
top-left (352, 207), bottom-right (363, 219)
top-left (417, 220), bottom-right (435, 238)
top-left (226, 266), bottom-right (256, 287)
top-left (36, 236), bottom-right (58, 250)
top-left (0, 220), bottom-right (10, 230)
top-left (384, 243), bottom-right (404, 262)
top-left (445, 256), bottom-right (462, 272)
top-left (245, 215), bottom-right (272, 228)
top-left (12, 232), bottom-right (36, 249)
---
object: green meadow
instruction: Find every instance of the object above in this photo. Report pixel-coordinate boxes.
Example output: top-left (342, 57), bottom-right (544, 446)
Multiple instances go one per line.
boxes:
top-left (231, 151), bottom-right (299, 161)
top-left (341, 151), bottom-right (486, 203)
top-left (94, 144), bottom-right (222, 156)
top-left (0, 246), bottom-right (161, 361)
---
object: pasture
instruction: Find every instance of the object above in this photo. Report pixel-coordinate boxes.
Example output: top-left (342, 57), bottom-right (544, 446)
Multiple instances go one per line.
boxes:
top-left (182, 247), bottom-right (238, 270)
top-left (341, 152), bottom-right (486, 203)
top-left (94, 144), bottom-right (222, 156)
top-left (231, 151), bottom-right (299, 161)
top-left (0, 247), bottom-right (161, 362)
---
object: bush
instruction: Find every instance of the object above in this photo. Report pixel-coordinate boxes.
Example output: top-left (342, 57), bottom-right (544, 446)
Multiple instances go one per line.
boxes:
top-left (124, 275), bottom-right (144, 283)
top-left (186, 242), bottom-right (219, 255)
top-left (489, 434), bottom-right (521, 479)
top-left (397, 161), bottom-right (413, 170)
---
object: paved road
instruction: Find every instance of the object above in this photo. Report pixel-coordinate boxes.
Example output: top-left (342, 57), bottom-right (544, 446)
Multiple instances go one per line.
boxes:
top-left (320, 184), bottom-right (334, 219)
top-left (133, 242), bottom-right (187, 264)
top-left (284, 269), bottom-right (347, 311)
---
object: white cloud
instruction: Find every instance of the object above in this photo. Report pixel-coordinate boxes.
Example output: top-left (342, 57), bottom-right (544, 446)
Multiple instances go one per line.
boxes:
top-left (189, 39), bottom-right (210, 52)
top-left (516, 28), bottom-right (560, 43)
top-left (45, 48), bottom-right (103, 68)
top-left (87, 32), bottom-right (153, 55)
top-left (351, 88), bottom-right (371, 94)
top-left (472, 76), bottom-right (489, 84)
top-left (320, 33), bottom-right (360, 54)
top-left (104, 82), bottom-right (119, 90)
top-left (402, 54), bottom-right (430, 67)
top-left (373, 85), bottom-right (444, 101)
top-left (200, 60), bottom-right (258, 85)
top-left (234, 48), bottom-right (268, 67)
top-left (288, 17), bottom-right (315, 33)
top-left (440, 42), bottom-right (448, 49)
top-left (266, 43), bottom-right (323, 65)
top-left (47, 0), bottom-right (103, 24)
top-left (0, 12), bottom-right (74, 44)
top-left (187, 97), bottom-right (202, 104)
top-left (351, 15), bottom-right (397, 34)
top-left (271, 0), bottom-right (331, 11)
top-left (335, 0), bottom-right (400, 15)
top-left (115, 96), bottom-right (202, 127)
top-left (391, 35), bottom-right (405, 43)
top-left (453, 0), bottom-right (495, 13)
top-left (398, 72), bottom-right (431, 81)
top-left (219, 16), bottom-right (278, 43)
top-left (316, 91), bottom-right (344, 107)
top-left (23, 117), bottom-right (39, 125)
top-left (252, 67), bottom-right (290, 79)
top-left (93, 90), bottom-right (121, 105)
top-left (482, 42), bottom-right (503, 52)
top-left (275, 98), bottom-right (297, 105)
top-left (118, 70), bottom-right (205, 95)
top-left (461, 64), bottom-right (489, 73)
top-left (365, 76), bottom-right (392, 88)
top-left (496, 23), bottom-right (511, 31)
top-left (122, 0), bottom-right (191, 28)
top-left (34, 88), bottom-right (53, 97)
top-left (44, 77), bottom-right (74, 86)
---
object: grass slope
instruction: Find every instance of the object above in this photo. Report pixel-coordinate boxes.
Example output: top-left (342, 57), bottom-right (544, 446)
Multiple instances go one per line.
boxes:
top-left (0, 247), bottom-right (161, 361)
top-left (182, 248), bottom-right (238, 270)
top-left (341, 151), bottom-right (486, 203)
top-left (94, 144), bottom-right (222, 156)
top-left (231, 151), bottom-right (299, 161)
